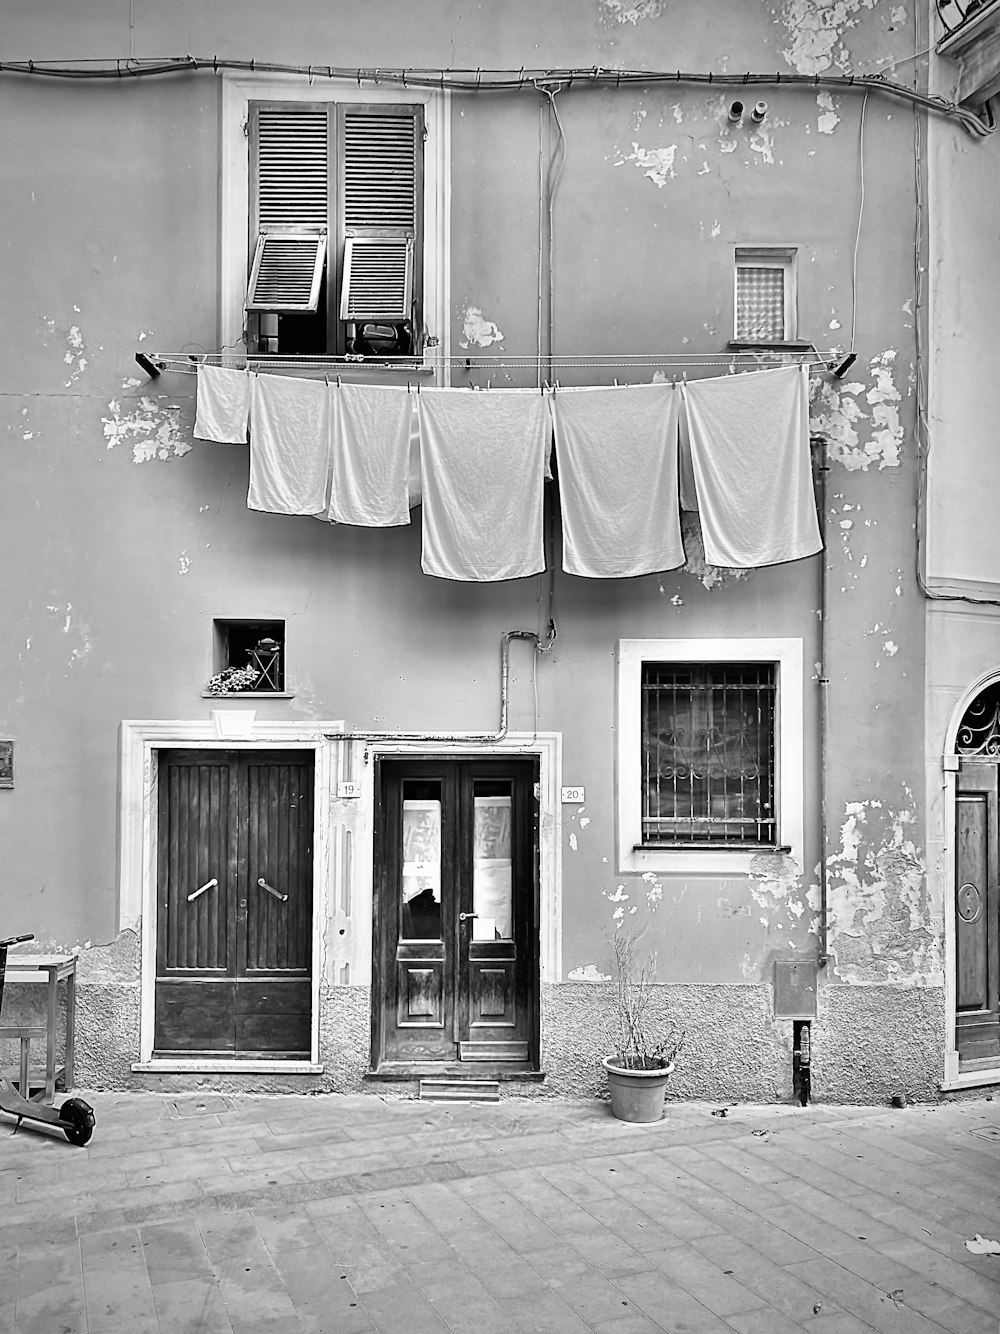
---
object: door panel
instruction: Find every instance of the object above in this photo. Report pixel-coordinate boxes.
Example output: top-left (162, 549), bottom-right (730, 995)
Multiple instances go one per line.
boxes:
top-left (155, 749), bottom-right (313, 1058)
top-left (956, 762), bottom-right (1000, 1063)
top-left (376, 757), bottom-right (538, 1069)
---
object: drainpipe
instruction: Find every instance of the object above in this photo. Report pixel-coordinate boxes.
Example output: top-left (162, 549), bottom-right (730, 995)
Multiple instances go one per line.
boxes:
top-left (815, 435), bottom-right (831, 968)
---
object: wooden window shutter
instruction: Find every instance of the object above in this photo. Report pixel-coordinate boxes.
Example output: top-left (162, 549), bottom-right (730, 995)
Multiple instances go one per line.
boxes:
top-left (248, 105), bottom-right (330, 312)
top-left (338, 106), bottom-right (423, 322)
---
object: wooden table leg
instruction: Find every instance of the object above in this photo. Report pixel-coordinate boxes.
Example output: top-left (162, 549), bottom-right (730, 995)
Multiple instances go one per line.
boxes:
top-left (65, 968), bottom-right (76, 1090)
top-left (45, 965), bottom-right (57, 1102)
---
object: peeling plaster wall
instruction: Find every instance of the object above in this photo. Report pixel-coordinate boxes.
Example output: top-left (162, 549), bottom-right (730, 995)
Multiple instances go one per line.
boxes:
top-left (0, 0), bottom-right (937, 1099)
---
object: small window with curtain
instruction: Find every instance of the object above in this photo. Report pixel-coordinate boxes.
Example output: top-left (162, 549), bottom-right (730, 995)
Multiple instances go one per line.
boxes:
top-left (247, 101), bottom-right (424, 359)
top-left (641, 661), bottom-right (776, 846)
top-left (734, 246), bottom-right (796, 344)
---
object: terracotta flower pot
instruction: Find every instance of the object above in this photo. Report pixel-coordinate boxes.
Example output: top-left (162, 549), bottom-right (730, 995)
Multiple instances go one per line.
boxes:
top-left (602, 1056), bottom-right (675, 1123)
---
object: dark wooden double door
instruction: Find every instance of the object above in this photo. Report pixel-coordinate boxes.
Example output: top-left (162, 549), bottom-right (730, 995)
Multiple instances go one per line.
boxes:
top-left (956, 760), bottom-right (1000, 1064)
top-left (154, 750), bottom-right (314, 1058)
top-left (375, 757), bottom-right (539, 1069)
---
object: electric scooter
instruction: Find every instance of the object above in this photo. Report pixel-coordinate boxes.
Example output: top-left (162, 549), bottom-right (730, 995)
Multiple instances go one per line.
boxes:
top-left (0, 934), bottom-right (95, 1146)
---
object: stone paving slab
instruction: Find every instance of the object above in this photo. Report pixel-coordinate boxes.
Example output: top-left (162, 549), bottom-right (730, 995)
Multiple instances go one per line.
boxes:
top-left (1, 1093), bottom-right (998, 1333)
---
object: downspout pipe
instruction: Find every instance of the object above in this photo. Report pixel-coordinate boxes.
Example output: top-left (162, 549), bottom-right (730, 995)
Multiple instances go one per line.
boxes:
top-left (815, 436), bottom-right (831, 968)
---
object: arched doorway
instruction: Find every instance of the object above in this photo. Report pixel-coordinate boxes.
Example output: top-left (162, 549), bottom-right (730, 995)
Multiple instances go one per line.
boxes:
top-left (953, 681), bottom-right (1000, 1066)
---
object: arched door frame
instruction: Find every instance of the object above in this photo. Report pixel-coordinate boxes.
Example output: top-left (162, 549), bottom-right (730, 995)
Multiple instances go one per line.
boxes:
top-left (942, 669), bottom-right (1000, 1089)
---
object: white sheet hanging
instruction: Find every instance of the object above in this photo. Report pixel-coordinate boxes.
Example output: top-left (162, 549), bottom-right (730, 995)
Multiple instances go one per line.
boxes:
top-left (326, 383), bottom-right (413, 527)
top-left (193, 365), bottom-right (250, 444)
top-left (550, 382), bottom-right (684, 577)
top-left (683, 363), bottom-right (821, 568)
top-left (416, 388), bottom-right (549, 581)
top-left (247, 374), bottom-right (331, 515)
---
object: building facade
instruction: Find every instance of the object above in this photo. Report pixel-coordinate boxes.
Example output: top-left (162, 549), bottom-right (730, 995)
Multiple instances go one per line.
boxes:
top-left (2, 0), bottom-right (998, 1103)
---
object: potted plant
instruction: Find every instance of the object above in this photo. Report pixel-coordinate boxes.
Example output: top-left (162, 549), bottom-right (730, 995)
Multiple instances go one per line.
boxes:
top-left (603, 927), bottom-right (684, 1123)
top-left (206, 664), bottom-right (261, 695)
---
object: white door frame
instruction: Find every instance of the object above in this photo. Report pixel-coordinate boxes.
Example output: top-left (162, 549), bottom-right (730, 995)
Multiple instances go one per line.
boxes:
top-left (120, 716), bottom-right (342, 1073)
top-left (941, 674), bottom-right (1000, 1090)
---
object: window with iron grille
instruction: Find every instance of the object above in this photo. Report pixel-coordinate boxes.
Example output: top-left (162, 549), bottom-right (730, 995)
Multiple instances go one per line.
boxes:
top-left (734, 247), bottom-right (796, 343)
top-left (247, 101), bottom-right (424, 358)
top-left (641, 662), bottom-right (777, 846)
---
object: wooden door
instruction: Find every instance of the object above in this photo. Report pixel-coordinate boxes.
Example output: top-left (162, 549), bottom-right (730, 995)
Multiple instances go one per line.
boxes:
top-left (956, 761), bottom-right (1000, 1063)
top-left (375, 757), bottom-right (538, 1069)
top-left (154, 750), bottom-right (314, 1057)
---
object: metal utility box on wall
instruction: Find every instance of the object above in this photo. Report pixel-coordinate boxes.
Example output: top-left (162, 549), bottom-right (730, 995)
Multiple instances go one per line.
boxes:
top-left (773, 959), bottom-right (818, 1019)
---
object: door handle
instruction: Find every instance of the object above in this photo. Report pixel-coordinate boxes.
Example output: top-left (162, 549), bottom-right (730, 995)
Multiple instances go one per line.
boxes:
top-left (257, 877), bottom-right (288, 902)
top-left (458, 912), bottom-right (478, 922)
top-left (187, 877), bottom-right (218, 902)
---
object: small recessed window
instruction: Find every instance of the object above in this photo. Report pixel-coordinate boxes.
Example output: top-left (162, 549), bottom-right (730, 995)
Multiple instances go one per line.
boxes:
top-left (210, 619), bottom-right (285, 694)
top-left (734, 247), bottom-right (797, 343)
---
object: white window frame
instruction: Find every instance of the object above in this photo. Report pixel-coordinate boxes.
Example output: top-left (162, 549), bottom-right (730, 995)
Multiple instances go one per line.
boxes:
top-left (220, 73), bottom-right (450, 382)
top-left (734, 246), bottom-right (797, 343)
top-left (616, 638), bottom-right (804, 875)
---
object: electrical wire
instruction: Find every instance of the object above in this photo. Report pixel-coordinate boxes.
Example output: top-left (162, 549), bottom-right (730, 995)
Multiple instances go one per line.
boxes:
top-left (0, 57), bottom-right (991, 136)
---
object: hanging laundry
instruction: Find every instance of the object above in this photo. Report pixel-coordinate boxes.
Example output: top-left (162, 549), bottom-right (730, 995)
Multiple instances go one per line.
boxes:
top-left (550, 383), bottom-right (684, 578)
top-left (193, 364), bottom-right (250, 444)
top-left (248, 374), bottom-right (331, 515)
top-left (417, 389), bottom-right (549, 581)
top-left (325, 383), bottom-right (413, 527)
top-left (683, 362), bottom-right (821, 568)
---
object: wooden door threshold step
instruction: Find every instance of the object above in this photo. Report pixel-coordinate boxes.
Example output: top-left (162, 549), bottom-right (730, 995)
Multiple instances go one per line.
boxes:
top-left (419, 1078), bottom-right (500, 1102)
top-left (365, 1062), bottom-right (545, 1082)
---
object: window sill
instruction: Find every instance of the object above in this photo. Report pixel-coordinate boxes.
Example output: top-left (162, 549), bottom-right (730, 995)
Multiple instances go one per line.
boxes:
top-left (132, 1059), bottom-right (323, 1074)
top-left (201, 692), bottom-right (295, 699)
top-left (621, 843), bottom-right (793, 876)
top-left (727, 340), bottom-right (812, 352)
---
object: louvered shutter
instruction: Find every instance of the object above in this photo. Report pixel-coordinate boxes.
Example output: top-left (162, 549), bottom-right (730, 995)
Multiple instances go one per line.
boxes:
top-left (339, 107), bottom-right (422, 322)
top-left (248, 106), bottom-right (330, 312)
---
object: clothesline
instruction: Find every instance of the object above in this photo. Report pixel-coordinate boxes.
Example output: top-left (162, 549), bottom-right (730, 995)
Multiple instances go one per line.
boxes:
top-left (194, 361), bottom-right (823, 581)
top-left (137, 348), bottom-right (836, 379)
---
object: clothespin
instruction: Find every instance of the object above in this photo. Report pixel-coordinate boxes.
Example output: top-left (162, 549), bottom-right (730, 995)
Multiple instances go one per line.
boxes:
top-left (336, 374), bottom-right (342, 389)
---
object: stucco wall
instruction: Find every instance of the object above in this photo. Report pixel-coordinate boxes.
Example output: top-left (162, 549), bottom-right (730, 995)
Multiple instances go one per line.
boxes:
top-left (0, 0), bottom-right (942, 1098)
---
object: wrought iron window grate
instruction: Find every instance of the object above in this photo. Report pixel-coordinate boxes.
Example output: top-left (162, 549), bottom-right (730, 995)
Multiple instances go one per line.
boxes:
top-left (641, 662), bottom-right (776, 845)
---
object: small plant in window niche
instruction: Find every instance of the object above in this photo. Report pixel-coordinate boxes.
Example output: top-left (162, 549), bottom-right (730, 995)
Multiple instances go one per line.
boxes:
top-left (206, 664), bottom-right (261, 695)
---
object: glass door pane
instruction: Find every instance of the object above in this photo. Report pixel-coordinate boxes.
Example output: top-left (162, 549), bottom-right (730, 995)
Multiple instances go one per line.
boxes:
top-left (472, 782), bottom-right (513, 941)
top-left (401, 780), bottom-right (442, 940)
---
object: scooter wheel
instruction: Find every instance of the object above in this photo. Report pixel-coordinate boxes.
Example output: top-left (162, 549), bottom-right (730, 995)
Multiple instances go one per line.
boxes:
top-left (60, 1097), bottom-right (95, 1147)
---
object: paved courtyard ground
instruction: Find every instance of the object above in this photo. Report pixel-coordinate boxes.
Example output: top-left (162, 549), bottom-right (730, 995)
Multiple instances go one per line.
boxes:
top-left (0, 1089), bottom-right (998, 1333)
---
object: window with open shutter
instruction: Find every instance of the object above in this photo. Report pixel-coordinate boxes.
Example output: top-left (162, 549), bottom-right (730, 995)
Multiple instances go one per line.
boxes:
top-left (247, 101), bottom-right (424, 357)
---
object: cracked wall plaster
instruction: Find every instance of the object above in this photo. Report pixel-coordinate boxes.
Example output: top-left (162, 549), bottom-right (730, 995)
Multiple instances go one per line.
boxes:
top-left (779, 0), bottom-right (885, 76)
top-left (600, 0), bottom-right (667, 24)
top-left (103, 394), bottom-right (192, 463)
top-left (810, 351), bottom-right (904, 471)
top-left (826, 797), bottom-right (941, 986)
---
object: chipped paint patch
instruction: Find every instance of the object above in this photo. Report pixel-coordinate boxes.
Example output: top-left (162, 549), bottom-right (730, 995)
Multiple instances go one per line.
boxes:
top-left (568, 963), bottom-right (612, 982)
top-left (779, 0), bottom-right (880, 76)
top-left (599, 0), bottom-right (666, 24)
top-left (178, 550), bottom-right (191, 576)
top-left (44, 602), bottom-right (92, 669)
top-left (826, 798), bottom-right (940, 985)
top-left (810, 353), bottom-right (905, 472)
top-left (459, 306), bottom-right (504, 349)
top-left (102, 396), bottom-right (192, 463)
top-left (568, 832), bottom-right (578, 852)
top-left (817, 92), bottom-right (841, 134)
top-left (616, 142), bottom-right (677, 188)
